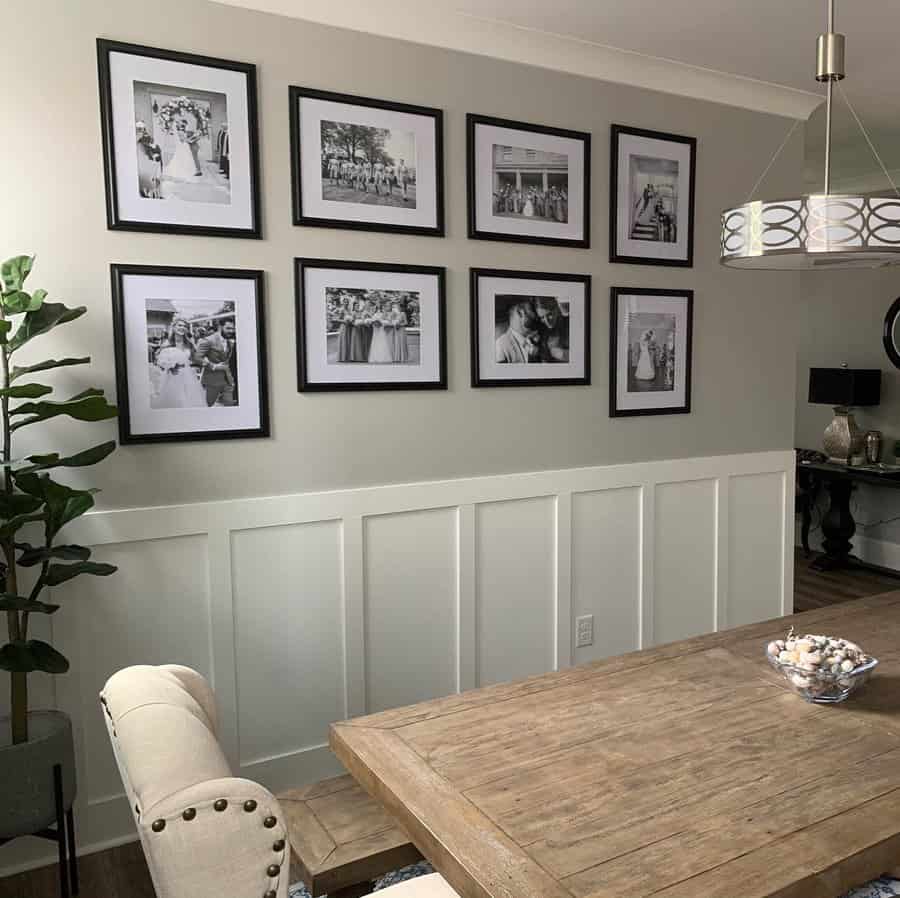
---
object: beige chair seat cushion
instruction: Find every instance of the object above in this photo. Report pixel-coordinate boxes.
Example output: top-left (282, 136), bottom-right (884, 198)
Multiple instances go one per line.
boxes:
top-left (381, 874), bottom-right (458, 896)
top-left (102, 665), bottom-right (231, 815)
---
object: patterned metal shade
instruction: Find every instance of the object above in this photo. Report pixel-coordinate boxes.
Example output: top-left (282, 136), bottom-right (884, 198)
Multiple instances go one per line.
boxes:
top-left (720, 194), bottom-right (900, 269)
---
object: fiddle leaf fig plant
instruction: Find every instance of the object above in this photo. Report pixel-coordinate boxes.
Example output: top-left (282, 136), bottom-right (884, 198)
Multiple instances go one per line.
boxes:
top-left (0, 255), bottom-right (118, 745)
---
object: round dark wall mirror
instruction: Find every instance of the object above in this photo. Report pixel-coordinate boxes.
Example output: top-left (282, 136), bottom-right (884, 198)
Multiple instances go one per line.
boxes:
top-left (884, 297), bottom-right (900, 369)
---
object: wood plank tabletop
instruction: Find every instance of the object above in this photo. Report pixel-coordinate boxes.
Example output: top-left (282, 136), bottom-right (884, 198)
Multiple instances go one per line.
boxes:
top-left (331, 592), bottom-right (900, 898)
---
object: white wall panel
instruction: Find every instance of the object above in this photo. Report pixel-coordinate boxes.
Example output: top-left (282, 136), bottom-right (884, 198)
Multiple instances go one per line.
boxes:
top-left (728, 472), bottom-right (786, 628)
top-left (364, 508), bottom-right (458, 713)
top-left (476, 497), bottom-right (556, 686)
top-left (232, 521), bottom-right (344, 766)
top-left (572, 487), bottom-right (642, 664)
top-left (654, 479), bottom-right (717, 644)
top-left (0, 450), bottom-right (794, 876)
top-left (53, 535), bottom-right (212, 808)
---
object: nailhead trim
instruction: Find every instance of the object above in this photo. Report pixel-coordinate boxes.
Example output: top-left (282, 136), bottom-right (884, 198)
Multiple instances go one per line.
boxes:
top-left (272, 839), bottom-right (285, 853)
top-left (182, 808), bottom-right (196, 821)
top-left (214, 799), bottom-right (228, 812)
top-left (266, 864), bottom-right (280, 878)
top-left (243, 799), bottom-right (257, 812)
top-left (151, 819), bottom-right (166, 833)
top-left (263, 815), bottom-right (277, 828)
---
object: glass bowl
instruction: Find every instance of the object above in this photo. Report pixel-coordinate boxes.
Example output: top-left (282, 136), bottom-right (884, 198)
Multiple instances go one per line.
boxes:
top-left (766, 649), bottom-right (878, 703)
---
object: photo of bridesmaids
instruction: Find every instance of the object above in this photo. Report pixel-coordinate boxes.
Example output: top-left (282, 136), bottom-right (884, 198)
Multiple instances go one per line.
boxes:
top-left (326, 288), bottom-right (420, 365)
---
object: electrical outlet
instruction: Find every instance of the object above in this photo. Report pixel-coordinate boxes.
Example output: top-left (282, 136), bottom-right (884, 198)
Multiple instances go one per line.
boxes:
top-left (575, 614), bottom-right (594, 648)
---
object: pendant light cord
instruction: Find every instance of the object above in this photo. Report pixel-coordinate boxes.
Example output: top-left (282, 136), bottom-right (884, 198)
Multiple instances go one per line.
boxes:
top-left (836, 81), bottom-right (900, 198)
top-left (745, 118), bottom-right (802, 202)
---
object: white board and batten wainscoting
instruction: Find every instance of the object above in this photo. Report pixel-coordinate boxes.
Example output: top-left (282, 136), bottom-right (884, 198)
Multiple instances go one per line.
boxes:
top-left (0, 448), bottom-right (794, 874)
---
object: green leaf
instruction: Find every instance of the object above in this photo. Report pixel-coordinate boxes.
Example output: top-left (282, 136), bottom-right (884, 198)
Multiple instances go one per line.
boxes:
top-left (0, 642), bottom-right (36, 673)
top-left (0, 511), bottom-right (46, 539)
top-left (12, 474), bottom-right (96, 536)
top-left (0, 256), bottom-right (34, 294)
top-left (0, 383), bottom-right (52, 400)
top-left (10, 394), bottom-right (117, 431)
top-left (0, 595), bottom-right (59, 614)
top-left (18, 440), bottom-right (116, 474)
top-left (2, 291), bottom-right (44, 315)
top-left (17, 544), bottom-right (91, 567)
top-left (29, 640), bottom-right (69, 673)
top-left (10, 357), bottom-right (90, 382)
top-left (0, 493), bottom-right (42, 519)
top-left (0, 640), bottom-right (69, 674)
top-left (7, 301), bottom-right (86, 354)
top-left (44, 561), bottom-right (116, 587)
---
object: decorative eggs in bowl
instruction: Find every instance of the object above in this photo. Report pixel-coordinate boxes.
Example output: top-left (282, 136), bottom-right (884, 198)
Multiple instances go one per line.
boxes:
top-left (765, 630), bottom-right (878, 704)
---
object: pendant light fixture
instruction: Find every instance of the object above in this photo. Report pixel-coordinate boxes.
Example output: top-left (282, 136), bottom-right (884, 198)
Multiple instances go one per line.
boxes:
top-left (720, 0), bottom-right (900, 269)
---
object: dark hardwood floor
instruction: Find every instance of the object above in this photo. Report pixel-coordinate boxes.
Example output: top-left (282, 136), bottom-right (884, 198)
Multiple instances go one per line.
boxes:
top-left (0, 840), bottom-right (154, 898)
top-left (4, 549), bottom-right (899, 898)
top-left (794, 548), bottom-right (900, 612)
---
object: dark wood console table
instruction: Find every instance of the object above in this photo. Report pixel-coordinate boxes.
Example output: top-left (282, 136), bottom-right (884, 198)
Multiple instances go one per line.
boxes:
top-left (798, 458), bottom-right (900, 574)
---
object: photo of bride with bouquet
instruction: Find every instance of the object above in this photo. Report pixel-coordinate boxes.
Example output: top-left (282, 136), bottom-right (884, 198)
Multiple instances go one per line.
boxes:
top-left (133, 82), bottom-right (231, 205)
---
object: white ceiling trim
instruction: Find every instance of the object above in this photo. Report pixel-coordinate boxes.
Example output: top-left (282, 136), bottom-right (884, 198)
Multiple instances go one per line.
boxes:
top-left (210, 0), bottom-right (822, 120)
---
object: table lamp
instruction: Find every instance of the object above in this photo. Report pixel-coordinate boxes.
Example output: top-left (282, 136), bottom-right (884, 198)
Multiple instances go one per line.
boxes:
top-left (808, 365), bottom-right (881, 464)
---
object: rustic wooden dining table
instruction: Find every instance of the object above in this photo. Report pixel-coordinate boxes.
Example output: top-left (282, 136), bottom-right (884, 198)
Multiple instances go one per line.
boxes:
top-left (331, 592), bottom-right (900, 898)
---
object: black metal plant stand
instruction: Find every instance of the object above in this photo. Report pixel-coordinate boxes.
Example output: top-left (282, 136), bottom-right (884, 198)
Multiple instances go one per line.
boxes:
top-left (0, 764), bottom-right (79, 898)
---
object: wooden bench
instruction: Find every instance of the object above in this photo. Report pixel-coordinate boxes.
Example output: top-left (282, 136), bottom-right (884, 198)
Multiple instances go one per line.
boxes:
top-left (279, 774), bottom-right (422, 898)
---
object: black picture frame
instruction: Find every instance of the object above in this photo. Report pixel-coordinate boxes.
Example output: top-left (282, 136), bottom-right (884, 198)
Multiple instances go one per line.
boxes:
top-left (289, 86), bottom-right (445, 237)
top-left (884, 297), bottom-right (900, 369)
top-left (97, 39), bottom-right (262, 239)
top-left (470, 267), bottom-right (592, 388)
top-left (609, 286), bottom-right (693, 417)
top-left (609, 124), bottom-right (696, 267)
top-left (466, 113), bottom-right (591, 248)
top-left (111, 264), bottom-right (269, 443)
top-left (295, 258), bottom-right (448, 392)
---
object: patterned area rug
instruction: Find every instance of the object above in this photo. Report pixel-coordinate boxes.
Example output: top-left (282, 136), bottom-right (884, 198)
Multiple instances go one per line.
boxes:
top-left (288, 869), bottom-right (897, 897)
top-left (289, 861), bottom-right (435, 897)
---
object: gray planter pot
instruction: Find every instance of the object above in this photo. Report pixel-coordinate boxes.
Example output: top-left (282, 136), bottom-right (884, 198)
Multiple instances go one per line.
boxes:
top-left (0, 710), bottom-right (76, 840)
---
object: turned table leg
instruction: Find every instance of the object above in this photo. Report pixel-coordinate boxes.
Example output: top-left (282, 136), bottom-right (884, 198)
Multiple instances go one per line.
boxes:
top-left (812, 477), bottom-right (856, 572)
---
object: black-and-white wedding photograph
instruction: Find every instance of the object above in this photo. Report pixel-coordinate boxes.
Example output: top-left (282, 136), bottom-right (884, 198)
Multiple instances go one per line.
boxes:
top-left (468, 114), bottom-right (590, 247)
top-left (296, 259), bottom-right (446, 391)
top-left (624, 312), bottom-right (677, 392)
top-left (291, 87), bottom-right (444, 236)
top-left (112, 264), bottom-right (269, 443)
top-left (133, 82), bottom-right (231, 205)
top-left (610, 125), bottom-right (696, 267)
top-left (321, 122), bottom-right (417, 209)
top-left (471, 268), bottom-right (591, 387)
top-left (326, 288), bottom-right (421, 365)
top-left (98, 40), bottom-right (261, 237)
top-left (609, 287), bottom-right (693, 417)
top-left (145, 297), bottom-right (239, 409)
top-left (627, 157), bottom-right (679, 244)
top-left (493, 295), bottom-right (570, 364)
top-left (491, 145), bottom-right (568, 223)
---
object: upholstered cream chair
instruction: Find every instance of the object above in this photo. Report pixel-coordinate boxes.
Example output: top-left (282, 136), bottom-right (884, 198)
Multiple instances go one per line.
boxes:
top-left (101, 665), bottom-right (458, 898)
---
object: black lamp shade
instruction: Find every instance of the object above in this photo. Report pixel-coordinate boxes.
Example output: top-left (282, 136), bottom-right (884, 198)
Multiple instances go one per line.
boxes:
top-left (808, 367), bottom-right (881, 406)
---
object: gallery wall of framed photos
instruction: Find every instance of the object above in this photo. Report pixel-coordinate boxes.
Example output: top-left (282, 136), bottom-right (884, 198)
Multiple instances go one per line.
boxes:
top-left (1, 0), bottom-right (808, 507)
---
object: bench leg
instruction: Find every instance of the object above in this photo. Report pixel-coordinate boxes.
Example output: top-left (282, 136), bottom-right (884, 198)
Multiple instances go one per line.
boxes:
top-left (330, 884), bottom-right (373, 898)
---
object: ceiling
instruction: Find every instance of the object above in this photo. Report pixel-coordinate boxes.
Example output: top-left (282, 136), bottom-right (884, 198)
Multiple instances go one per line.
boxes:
top-left (214, 0), bottom-right (900, 184)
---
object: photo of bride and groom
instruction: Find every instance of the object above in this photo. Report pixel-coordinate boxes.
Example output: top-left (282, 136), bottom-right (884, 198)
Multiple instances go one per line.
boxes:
top-left (133, 80), bottom-right (231, 205)
top-left (146, 298), bottom-right (239, 410)
top-left (625, 311), bottom-right (677, 393)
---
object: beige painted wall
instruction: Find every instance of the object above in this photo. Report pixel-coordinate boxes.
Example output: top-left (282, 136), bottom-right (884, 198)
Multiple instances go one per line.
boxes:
top-left (1, 0), bottom-right (812, 510)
